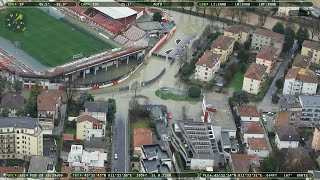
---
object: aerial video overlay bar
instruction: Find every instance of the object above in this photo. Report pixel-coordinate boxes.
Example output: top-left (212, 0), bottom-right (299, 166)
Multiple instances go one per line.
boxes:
top-left (197, 1), bottom-right (313, 8)
top-left (5, 1), bottom-right (77, 7)
top-left (200, 172), bottom-right (313, 179)
top-left (79, 1), bottom-right (194, 7)
top-left (70, 172), bottom-right (199, 178)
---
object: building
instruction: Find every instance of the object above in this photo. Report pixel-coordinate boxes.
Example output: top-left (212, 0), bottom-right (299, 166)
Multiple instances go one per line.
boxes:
top-left (255, 45), bottom-right (279, 73)
top-left (202, 92), bottom-right (237, 139)
top-left (292, 54), bottom-right (310, 75)
top-left (241, 122), bottom-right (265, 143)
top-left (224, 25), bottom-right (251, 44)
top-left (195, 51), bottom-right (221, 82)
top-left (43, 138), bottom-right (58, 164)
top-left (277, 2), bottom-right (300, 16)
top-left (28, 156), bottom-right (55, 178)
top-left (0, 166), bottom-right (25, 180)
top-left (278, 95), bottom-right (302, 112)
top-left (76, 114), bottom-right (105, 141)
top-left (83, 101), bottom-right (108, 122)
top-left (242, 63), bottom-right (268, 95)
top-left (237, 105), bottom-right (260, 122)
top-left (283, 68), bottom-right (318, 95)
top-left (37, 90), bottom-right (63, 135)
top-left (84, 137), bottom-right (107, 153)
top-left (275, 111), bottom-right (300, 128)
top-left (251, 28), bottom-right (284, 53)
top-left (301, 40), bottom-right (320, 64)
top-left (210, 35), bottom-right (235, 62)
top-left (0, 117), bottom-right (43, 160)
top-left (312, 125), bottom-right (320, 151)
top-left (140, 144), bottom-right (173, 174)
top-left (229, 154), bottom-right (260, 173)
top-left (275, 125), bottom-right (300, 149)
top-left (299, 96), bottom-right (320, 127)
top-left (67, 145), bottom-right (107, 172)
top-left (133, 128), bottom-right (153, 155)
top-left (170, 121), bottom-right (221, 170)
top-left (246, 138), bottom-right (270, 158)
top-left (0, 92), bottom-right (25, 117)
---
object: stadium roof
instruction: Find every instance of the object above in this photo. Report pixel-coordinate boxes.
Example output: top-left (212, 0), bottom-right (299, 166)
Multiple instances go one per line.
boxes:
top-left (81, 0), bottom-right (137, 19)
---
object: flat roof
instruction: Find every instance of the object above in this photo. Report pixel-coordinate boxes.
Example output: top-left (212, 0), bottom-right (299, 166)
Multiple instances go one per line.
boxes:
top-left (299, 96), bottom-right (320, 106)
top-left (203, 92), bottom-right (237, 131)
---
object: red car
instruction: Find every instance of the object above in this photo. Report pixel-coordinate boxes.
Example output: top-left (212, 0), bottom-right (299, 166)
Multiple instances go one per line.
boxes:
top-left (168, 112), bottom-right (172, 119)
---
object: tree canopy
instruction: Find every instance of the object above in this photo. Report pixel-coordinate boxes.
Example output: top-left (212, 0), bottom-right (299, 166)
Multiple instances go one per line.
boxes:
top-left (233, 90), bottom-right (249, 106)
top-left (153, 11), bottom-right (162, 22)
top-left (1, 108), bottom-right (10, 117)
top-left (283, 26), bottom-right (296, 52)
top-left (275, 78), bottom-right (284, 90)
top-left (107, 98), bottom-right (116, 122)
top-left (260, 157), bottom-right (277, 172)
top-left (296, 27), bottom-right (309, 49)
top-left (188, 85), bottom-right (201, 98)
top-left (25, 81), bottom-right (42, 117)
top-left (272, 22), bottom-right (285, 34)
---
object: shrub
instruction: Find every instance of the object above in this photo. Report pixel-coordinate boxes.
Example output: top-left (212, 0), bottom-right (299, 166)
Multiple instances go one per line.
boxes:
top-left (188, 85), bottom-right (201, 98)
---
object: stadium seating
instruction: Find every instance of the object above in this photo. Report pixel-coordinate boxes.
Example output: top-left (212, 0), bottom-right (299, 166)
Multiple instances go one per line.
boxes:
top-left (92, 14), bottom-right (125, 34)
top-left (124, 40), bottom-right (134, 48)
top-left (84, 8), bottom-right (98, 18)
top-left (69, 7), bottom-right (86, 15)
top-left (114, 35), bottom-right (129, 45)
top-left (123, 25), bottom-right (146, 41)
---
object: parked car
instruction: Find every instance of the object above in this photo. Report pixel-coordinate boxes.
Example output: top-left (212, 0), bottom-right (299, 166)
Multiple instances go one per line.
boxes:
top-left (114, 154), bottom-right (118, 160)
top-left (268, 112), bottom-right (274, 116)
top-left (168, 112), bottom-right (172, 119)
top-left (263, 117), bottom-right (267, 123)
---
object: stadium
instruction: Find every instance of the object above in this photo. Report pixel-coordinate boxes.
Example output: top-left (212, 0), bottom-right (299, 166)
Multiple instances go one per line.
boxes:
top-left (0, 0), bottom-right (176, 90)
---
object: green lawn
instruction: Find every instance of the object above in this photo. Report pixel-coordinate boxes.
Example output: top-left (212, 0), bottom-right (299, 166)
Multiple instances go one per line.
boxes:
top-left (0, 8), bottom-right (115, 67)
top-left (228, 71), bottom-right (245, 91)
top-left (131, 119), bottom-right (150, 129)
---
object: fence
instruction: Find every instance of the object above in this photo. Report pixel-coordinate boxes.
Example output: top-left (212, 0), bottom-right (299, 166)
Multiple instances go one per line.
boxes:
top-left (141, 68), bottom-right (166, 87)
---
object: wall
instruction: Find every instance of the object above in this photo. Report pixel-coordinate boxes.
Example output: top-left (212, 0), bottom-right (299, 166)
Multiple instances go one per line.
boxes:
top-left (243, 133), bottom-right (264, 143)
top-left (190, 158), bottom-right (214, 170)
top-left (240, 116), bottom-right (260, 122)
top-left (148, 26), bottom-right (177, 58)
top-left (301, 82), bottom-right (318, 95)
top-left (247, 148), bottom-right (269, 158)
top-left (275, 134), bottom-right (299, 149)
top-left (243, 77), bottom-right (262, 95)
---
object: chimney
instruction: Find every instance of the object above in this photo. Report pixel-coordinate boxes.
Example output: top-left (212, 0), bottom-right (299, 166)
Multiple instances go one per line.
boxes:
top-left (204, 111), bottom-right (209, 123)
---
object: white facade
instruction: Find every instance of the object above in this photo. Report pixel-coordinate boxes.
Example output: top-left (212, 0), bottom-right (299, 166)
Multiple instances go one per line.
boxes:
top-left (195, 62), bottom-right (220, 82)
top-left (283, 79), bottom-right (318, 95)
top-left (190, 159), bottom-right (214, 170)
top-left (243, 134), bottom-right (265, 143)
top-left (251, 33), bottom-right (283, 53)
top-left (242, 77), bottom-right (263, 95)
top-left (247, 148), bottom-right (269, 158)
top-left (277, 7), bottom-right (299, 16)
top-left (275, 134), bottom-right (299, 149)
top-left (86, 129), bottom-right (104, 141)
top-left (240, 116), bottom-right (260, 122)
top-left (84, 112), bottom-right (106, 122)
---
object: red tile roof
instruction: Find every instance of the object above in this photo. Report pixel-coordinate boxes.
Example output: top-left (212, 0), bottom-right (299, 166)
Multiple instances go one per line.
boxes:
top-left (242, 122), bottom-right (264, 134)
top-left (238, 105), bottom-right (260, 117)
top-left (133, 128), bottom-right (153, 147)
top-left (0, 166), bottom-right (24, 176)
top-left (76, 114), bottom-right (101, 124)
top-left (230, 154), bottom-right (260, 172)
top-left (247, 138), bottom-right (269, 150)
top-left (63, 134), bottom-right (74, 141)
top-left (254, 28), bottom-right (285, 44)
top-left (285, 68), bottom-right (300, 80)
top-left (285, 68), bottom-right (318, 83)
top-left (224, 25), bottom-right (251, 34)
top-left (211, 35), bottom-right (235, 50)
top-left (37, 90), bottom-right (62, 111)
top-left (303, 40), bottom-right (320, 51)
top-left (244, 63), bottom-right (267, 80)
top-left (196, 51), bottom-right (221, 68)
top-left (256, 45), bottom-right (279, 62)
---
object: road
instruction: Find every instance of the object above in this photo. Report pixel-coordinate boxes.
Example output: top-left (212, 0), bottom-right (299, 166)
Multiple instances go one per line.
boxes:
top-left (258, 40), bottom-right (298, 113)
top-left (52, 103), bottom-right (67, 135)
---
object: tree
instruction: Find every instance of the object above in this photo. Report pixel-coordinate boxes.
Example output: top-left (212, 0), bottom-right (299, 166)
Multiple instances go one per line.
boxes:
top-left (272, 94), bottom-right (280, 104)
top-left (77, 91), bottom-right (94, 109)
top-left (307, 19), bottom-right (318, 40)
top-left (283, 26), bottom-right (295, 52)
top-left (152, 11), bottom-right (162, 22)
top-left (13, 80), bottom-right (23, 93)
top-left (240, 63), bottom-right (247, 73)
top-left (244, 38), bottom-right (251, 50)
top-left (25, 81), bottom-right (42, 117)
top-left (228, 9), bottom-right (237, 24)
top-left (235, 9), bottom-right (246, 23)
top-left (272, 22), bottom-right (285, 34)
top-left (238, 49), bottom-right (249, 63)
top-left (188, 85), bottom-right (201, 98)
top-left (233, 91), bottom-right (249, 106)
top-left (65, 80), bottom-right (78, 105)
top-left (16, 109), bottom-right (25, 117)
top-left (1, 108), bottom-right (10, 117)
top-left (0, 77), bottom-right (6, 98)
top-left (260, 157), bottom-right (277, 172)
top-left (233, 41), bottom-right (240, 51)
top-left (131, 81), bottom-right (141, 98)
top-left (296, 27), bottom-right (309, 49)
top-left (107, 98), bottom-right (116, 122)
top-left (258, 11), bottom-right (268, 27)
top-left (275, 78), bottom-right (284, 89)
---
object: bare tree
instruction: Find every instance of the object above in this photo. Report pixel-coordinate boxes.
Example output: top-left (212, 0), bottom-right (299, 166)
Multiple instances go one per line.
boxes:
top-left (258, 11), bottom-right (268, 27)
top-left (213, 9), bottom-right (223, 27)
top-left (307, 19), bottom-right (318, 41)
top-left (236, 9), bottom-right (246, 24)
top-left (130, 80), bottom-right (141, 98)
top-left (209, 8), bottom-right (215, 27)
top-left (65, 79), bottom-right (78, 105)
top-left (228, 9), bottom-right (237, 24)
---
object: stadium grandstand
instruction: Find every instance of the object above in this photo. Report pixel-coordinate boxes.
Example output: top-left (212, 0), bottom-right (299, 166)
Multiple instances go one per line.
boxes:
top-left (0, 0), bottom-right (6, 10)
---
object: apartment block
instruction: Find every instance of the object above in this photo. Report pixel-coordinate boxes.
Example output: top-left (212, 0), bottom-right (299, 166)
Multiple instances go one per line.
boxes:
top-left (195, 51), bottom-right (221, 82)
top-left (299, 96), bottom-right (320, 127)
top-left (224, 25), bottom-right (251, 44)
top-left (211, 35), bottom-right (235, 62)
top-left (302, 40), bottom-right (320, 64)
top-left (251, 28), bottom-right (284, 53)
top-left (242, 63), bottom-right (268, 95)
top-left (255, 45), bottom-right (279, 73)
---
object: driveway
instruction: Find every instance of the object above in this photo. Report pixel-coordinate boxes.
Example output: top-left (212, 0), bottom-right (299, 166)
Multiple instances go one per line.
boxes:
top-left (52, 103), bottom-right (67, 135)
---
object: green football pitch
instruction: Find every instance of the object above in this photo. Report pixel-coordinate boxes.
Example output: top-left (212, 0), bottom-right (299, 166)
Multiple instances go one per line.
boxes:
top-left (0, 8), bottom-right (115, 67)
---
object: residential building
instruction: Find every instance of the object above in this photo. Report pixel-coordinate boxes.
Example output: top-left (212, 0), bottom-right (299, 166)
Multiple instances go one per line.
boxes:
top-left (278, 95), bottom-right (302, 112)
top-left (281, 147), bottom-right (315, 172)
top-left (309, 62), bottom-right (320, 76)
top-left (0, 92), bottom-right (25, 117)
top-left (133, 128), bottom-right (153, 155)
top-left (76, 114), bottom-right (105, 141)
top-left (251, 28), bottom-right (285, 53)
top-left (0, 117), bottom-right (43, 160)
top-left (37, 90), bottom-right (62, 135)
top-left (242, 63), bottom-right (268, 95)
top-left (195, 51), bottom-right (221, 82)
top-left (292, 54), bottom-right (310, 75)
top-left (302, 40), bottom-right (320, 64)
top-left (277, 3), bottom-right (300, 16)
top-left (0, 166), bottom-right (25, 180)
top-left (43, 138), bottom-right (57, 164)
top-left (275, 125), bottom-right (300, 149)
top-left (83, 101), bottom-right (108, 122)
top-left (255, 45), bottom-right (279, 73)
top-left (229, 154), bottom-right (260, 174)
top-left (170, 121), bottom-right (221, 170)
top-left (224, 25), bottom-right (251, 44)
top-left (221, 132), bottom-right (239, 154)
top-left (28, 156), bottom-right (55, 179)
top-left (211, 35), bottom-right (235, 62)
top-left (140, 144), bottom-right (173, 175)
top-left (283, 68), bottom-right (318, 95)
top-left (312, 125), bottom-right (320, 151)
top-left (237, 105), bottom-right (260, 122)
top-left (84, 137), bottom-right (107, 153)
top-left (299, 96), bottom-right (320, 127)
top-left (241, 122), bottom-right (265, 143)
top-left (275, 111), bottom-right (300, 128)
top-left (67, 145), bottom-right (107, 172)
top-left (246, 138), bottom-right (270, 158)
top-left (202, 92), bottom-right (237, 139)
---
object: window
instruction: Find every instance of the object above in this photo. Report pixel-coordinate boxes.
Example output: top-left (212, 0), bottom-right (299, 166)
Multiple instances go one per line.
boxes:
top-left (16, 130), bottom-right (19, 134)
top-left (206, 68), bottom-right (208, 70)
top-left (205, 72), bottom-right (208, 75)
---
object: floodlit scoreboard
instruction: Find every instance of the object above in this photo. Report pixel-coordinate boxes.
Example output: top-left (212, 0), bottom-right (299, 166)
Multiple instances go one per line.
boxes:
top-left (3, 172), bottom-right (316, 179)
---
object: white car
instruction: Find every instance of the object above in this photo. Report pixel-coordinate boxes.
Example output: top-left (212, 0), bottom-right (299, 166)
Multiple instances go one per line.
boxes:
top-left (262, 114), bottom-right (266, 118)
top-left (114, 154), bottom-right (118, 160)
top-left (263, 117), bottom-right (267, 123)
